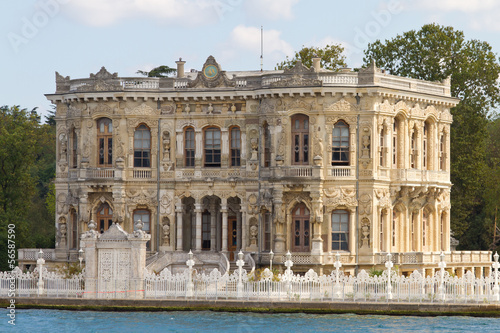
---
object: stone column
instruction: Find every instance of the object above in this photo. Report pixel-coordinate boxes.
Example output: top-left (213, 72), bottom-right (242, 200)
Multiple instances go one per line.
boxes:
top-left (311, 192), bottom-right (323, 256)
top-left (444, 209), bottom-right (451, 251)
top-left (241, 209), bottom-right (247, 250)
top-left (176, 131), bottom-right (183, 165)
top-left (176, 203), bottom-right (183, 251)
top-left (194, 202), bottom-right (202, 251)
top-left (195, 130), bottom-right (202, 167)
top-left (349, 209), bottom-right (356, 254)
top-left (398, 118), bottom-right (405, 169)
top-left (273, 187), bottom-right (285, 253)
top-left (221, 129), bottom-right (229, 168)
top-left (416, 124), bottom-right (422, 170)
top-left (415, 210), bottom-right (422, 252)
top-left (241, 131), bottom-right (247, 160)
top-left (210, 203), bottom-right (216, 251)
top-left (221, 200), bottom-right (228, 252)
top-left (325, 210), bottom-right (332, 252)
top-left (383, 209), bottom-right (391, 253)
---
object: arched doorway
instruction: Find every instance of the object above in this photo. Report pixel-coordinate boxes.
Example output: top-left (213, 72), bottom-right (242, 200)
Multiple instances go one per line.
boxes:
top-left (291, 203), bottom-right (310, 252)
top-left (97, 202), bottom-right (113, 233)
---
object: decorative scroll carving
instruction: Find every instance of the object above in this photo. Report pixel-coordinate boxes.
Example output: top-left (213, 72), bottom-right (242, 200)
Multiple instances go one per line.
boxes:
top-left (270, 74), bottom-right (321, 88)
top-left (160, 194), bottom-right (172, 215)
top-left (358, 193), bottom-right (372, 215)
top-left (188, 56), bottom-right (235, 88)
top-left (324, 98), bottom-right (358, 112)
top-left (361, 217), bottom-right (370, 249)
top-left (125, 103), bottom-right (157, 116)
top-left (323, 188), bottom-right (357, 209)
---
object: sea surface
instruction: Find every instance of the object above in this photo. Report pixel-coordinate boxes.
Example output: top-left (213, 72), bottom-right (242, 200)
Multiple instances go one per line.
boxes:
top-left (1, 309), bottom-right (499, 332)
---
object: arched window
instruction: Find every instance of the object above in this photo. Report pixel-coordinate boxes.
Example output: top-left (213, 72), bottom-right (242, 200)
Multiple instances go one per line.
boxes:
top-left (292, 203), bottom-right (310, 252)
top-left (134, 124), bottom-right (151, 168)
top-left (291, 114), bottom-right (309, 165)
top-left (264, 122), bottom-right (271, 167)
top-left (392, 119), bottom-right (398, 168)
top-left (97, 202), bottom-right (113, 233)
top-left (97, 118), bottom-right (112, 167)
top-left (332, 210), bottom-right (349, 251)
top-left (230, 126), bottom-right (241, 167)
top-left (379, 126), bottom-right (385, 167)
top-left (423, 123), bottom-right (428, 170)
top-left (332, 121), bottom-right (349, 165)
top-left (439, 133), bottom-right (445, 171)
top-left (184, 127), bottom-right (195, 167)
top-left (204, 127), bottom-right (221, 167)
top-left (134, 209), bottom-right (150, 250)
top-left (410, 128), bottom-right (417, 169)
top-left (71, 128), bottom-right (78, 169)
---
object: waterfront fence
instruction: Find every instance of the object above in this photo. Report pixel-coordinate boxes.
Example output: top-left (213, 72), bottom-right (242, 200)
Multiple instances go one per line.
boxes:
top-left (2, 252), bottom-right (499, 303)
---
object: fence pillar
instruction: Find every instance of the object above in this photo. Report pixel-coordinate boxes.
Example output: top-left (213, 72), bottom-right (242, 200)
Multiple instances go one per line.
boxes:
top-left (492, 252), bottom-right (499, 302)
top-left (437, 252), bottom-right (446, 302)
top-left (284, 251), bottom-right (294, 296)
top-left (334, 252), bottom-right (342, 299)
top-left (236, 250), bottom-right (244, 298)
top-left (385, 253), bottom-right (393, 300)
top-left (186, 250), bottom-right (194, 297)
top-left (36, 249), bottom-right (45, 296)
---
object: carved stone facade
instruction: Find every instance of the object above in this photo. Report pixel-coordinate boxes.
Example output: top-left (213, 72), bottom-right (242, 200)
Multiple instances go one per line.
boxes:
top-left (27, 56), bottom-right (491, 275)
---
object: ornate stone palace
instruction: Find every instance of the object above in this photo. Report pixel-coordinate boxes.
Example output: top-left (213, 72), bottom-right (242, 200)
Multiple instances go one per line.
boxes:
top-left (19, 56), bottom-right (492, 276)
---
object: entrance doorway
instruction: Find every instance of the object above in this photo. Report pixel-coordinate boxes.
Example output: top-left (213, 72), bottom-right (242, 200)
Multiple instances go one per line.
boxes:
top-left (228, 217), bottom-right (237, 260)
top-left (97, 203), bottom-right (113, 233)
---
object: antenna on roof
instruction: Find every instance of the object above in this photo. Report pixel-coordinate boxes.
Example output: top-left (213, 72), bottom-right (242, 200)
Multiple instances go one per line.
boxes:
top-left (260, 26), bottom-right (263, 72)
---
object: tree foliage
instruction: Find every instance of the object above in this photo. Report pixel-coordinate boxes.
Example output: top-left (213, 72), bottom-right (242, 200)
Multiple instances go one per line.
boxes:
top-left (0, 105), bottom-right (55, 270)
top-left (136, 65), bottom-right (176, 77)
top-left (276, 44), bottom-right (347, 71)
top-left (363, 23), bottom-right (500, 250)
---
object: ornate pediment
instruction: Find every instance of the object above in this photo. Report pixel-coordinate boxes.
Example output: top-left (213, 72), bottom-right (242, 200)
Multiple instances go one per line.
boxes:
top-left (99, 223), bottom-right (128, 241)
top-left (324, 98), bottom-right (358, 112)
top-left (188, 56), bottom-right (235, 89)
top-left (270, 74), bottom-right (322, 88)
top-left (125, 103), bottom-right (157, 116)
top-left (76, 67), bottom-right (121, 92)
top-left (283, 60), bottom-right (315, 75)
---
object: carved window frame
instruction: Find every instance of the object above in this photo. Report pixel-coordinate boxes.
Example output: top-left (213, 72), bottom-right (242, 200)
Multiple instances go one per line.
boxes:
top-left (97, 118), bottom-right (113, 167)
top-left (229, 126), bottom-right (241, 167)
top-left (184, 127), bottom-right (195, 167)
top-left (291, 114), bottom-right (310, 165)
top-left (204, 126), bottom-right (222, 168)
top-left (134, 124), bottom-right (151, 168)
top-left (331, 120), bottom-right (349, 166)
top-left (331, 209), bottom-right (349, 251)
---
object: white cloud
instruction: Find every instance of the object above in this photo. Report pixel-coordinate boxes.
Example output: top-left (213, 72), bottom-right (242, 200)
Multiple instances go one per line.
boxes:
top-left (414, 0), bottom-right (498, 12)
top-left (219, 25), bottom-right (294, 69)
top-left (60, 0), bottom-right (240, 27)
top-left (244, 0), bottom-right (299, 20)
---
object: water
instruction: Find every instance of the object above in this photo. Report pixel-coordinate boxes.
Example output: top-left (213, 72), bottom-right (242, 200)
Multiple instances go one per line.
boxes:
top-left (2, 309), bottom-right (499, 332)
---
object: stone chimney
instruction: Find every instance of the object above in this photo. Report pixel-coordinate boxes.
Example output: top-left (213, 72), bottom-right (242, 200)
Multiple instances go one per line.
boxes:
top-left (176, 58), bottom-right (186, 78)
top-left (312, 57), bottom-right (321, 73)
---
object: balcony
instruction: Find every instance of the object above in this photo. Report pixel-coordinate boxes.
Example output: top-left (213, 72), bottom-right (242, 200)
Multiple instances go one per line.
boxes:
top-left (390, 169), bottom-right (450, 184)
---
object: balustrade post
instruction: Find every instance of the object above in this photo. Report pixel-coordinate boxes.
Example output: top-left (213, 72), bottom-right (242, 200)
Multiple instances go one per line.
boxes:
top-left (492, 252), bottom-right (499, 302)
top-left (284, 251), bottom-right (294, 296)
top-left (385, 253), bottom-right (393, 300)
top-left (37, 249), bottom-right (45, 296)
top-left (186, 250), bottom-right (194, 297)
top-left (437, 252), bottom-right (446, 302)
top-left (236, 250), bottom-right (244, 298)
top-left (334, 252), bottom-right (342, 299)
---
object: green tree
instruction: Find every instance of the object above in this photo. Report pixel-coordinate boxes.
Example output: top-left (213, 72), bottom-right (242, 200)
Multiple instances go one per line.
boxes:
top-left (0, 106), bottom-right (40, 270)
top-left (136, 65), bottom-right (176, 77)
top-left (276, 44), bottom-right (347, 71)
top-left (363, 24), bottom-right (500, 250)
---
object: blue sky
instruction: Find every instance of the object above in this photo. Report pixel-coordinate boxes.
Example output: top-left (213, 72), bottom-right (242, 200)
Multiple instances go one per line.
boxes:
top-left (2, 0), bottom-right (500, 120)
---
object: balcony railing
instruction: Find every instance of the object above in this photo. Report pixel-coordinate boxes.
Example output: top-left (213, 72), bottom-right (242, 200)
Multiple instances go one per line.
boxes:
top-left (329, 166), bottom-right (353, 177)
top-left (18, 249), bottom-right (56, 261)
top-left (390, 169), bottom-right (450, 183)
top-left (87, 168), bottom-right (114, 179)
top-left (133, 169), bottom-right (152, 179)
top-left (283, 166), bottom-right (312, 177)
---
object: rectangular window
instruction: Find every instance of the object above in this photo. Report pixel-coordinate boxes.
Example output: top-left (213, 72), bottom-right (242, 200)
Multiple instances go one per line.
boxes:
top-left (230, 128), bottom-right (241, 167)
top-left (185, 129), bottom-right (195, 167)
top-left (332, 210), bottom-right (349, 251)
top-left (204, 128), bottom-right (221, 167)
